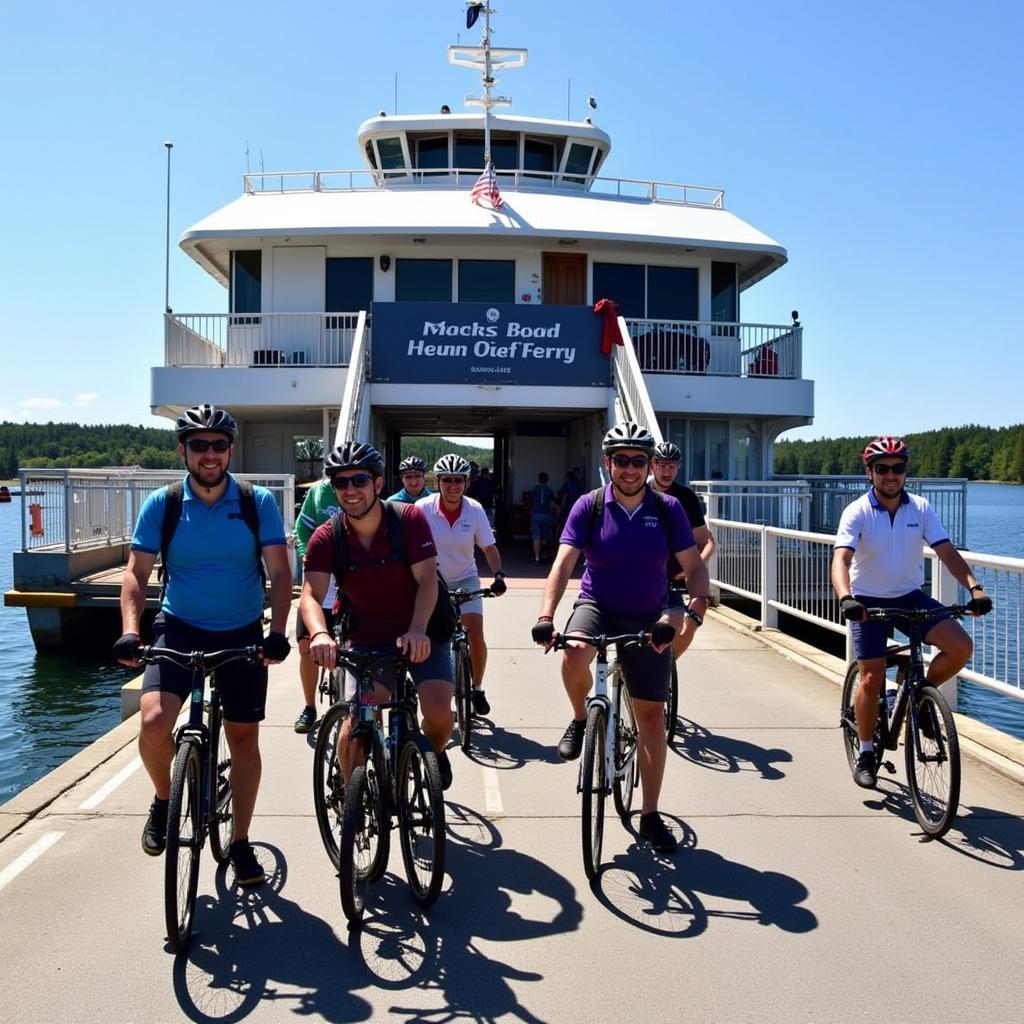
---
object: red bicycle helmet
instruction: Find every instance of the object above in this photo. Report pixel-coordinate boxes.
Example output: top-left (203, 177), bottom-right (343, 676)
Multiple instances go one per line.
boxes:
top-left (862, 435), bottom-right (909, 466)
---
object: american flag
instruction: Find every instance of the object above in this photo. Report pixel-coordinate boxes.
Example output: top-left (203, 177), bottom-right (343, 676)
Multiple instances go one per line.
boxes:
top-left (471, 160), bottom-right (504, 210)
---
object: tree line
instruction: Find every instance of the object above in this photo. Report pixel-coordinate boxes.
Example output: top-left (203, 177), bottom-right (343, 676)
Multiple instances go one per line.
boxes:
top-left (775, 424), bottom-right (1024, 481)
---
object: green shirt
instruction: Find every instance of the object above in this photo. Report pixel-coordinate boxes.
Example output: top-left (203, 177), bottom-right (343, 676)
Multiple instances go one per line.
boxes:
top-left (295, 479), bottom-right (341, 557)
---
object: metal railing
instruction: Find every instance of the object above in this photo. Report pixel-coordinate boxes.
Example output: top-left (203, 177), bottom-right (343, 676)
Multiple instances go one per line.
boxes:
top-left (336, 311), bottom-right (370, 446)
top-left (626, 319), bottom-right (801, 378)
top-left (610, 315), bottom-right (663, 442)
top-left (164, 313), bottom-right (362, 368)
top-left (19, 469), bottom-right (295, 554)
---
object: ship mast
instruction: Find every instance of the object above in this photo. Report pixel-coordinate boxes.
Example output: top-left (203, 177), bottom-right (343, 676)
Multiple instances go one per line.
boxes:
top-left (448, 4), bottom-right (527, 166)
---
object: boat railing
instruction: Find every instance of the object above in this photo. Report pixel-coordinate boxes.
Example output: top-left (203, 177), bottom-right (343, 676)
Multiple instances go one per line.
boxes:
top-left (610, 315), bottom-right (664, 442)
top-left (626, 319), bottom-right (802, 377)
top-left (708, 518), bottom-right (1023, 711)
top-left (164, 312), bottom-right (362, 368)
top-left (242, 167), bottom-right (725, 208)
top-left (18, 469), bottom-right (295, 555)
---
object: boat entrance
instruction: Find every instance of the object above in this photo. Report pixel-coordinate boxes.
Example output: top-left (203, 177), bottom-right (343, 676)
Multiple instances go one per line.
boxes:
top-left (542, 252), bottom-right (587, 305)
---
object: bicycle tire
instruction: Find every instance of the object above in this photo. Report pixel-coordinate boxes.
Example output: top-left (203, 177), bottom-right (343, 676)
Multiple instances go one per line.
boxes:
top-left (208, 703), bottom-right (233, 865)
top-left (165, 738), bottom-right (202, 953)
top-left (396, 734), bottom-right (446, 906)
top-left (612, 681), bottom-right (638, 821)
top-left (580, 704), bottom-right (607, 881)
top-left (840, 662), bottom-right (884, 775)
top-left (454, 643), bottom-right (473, 753)
top-left (664, 661), bottom-right (679, 743)
top-left (905, 685), bottom-right (961, 838)
top-left (313, 702), bottom-right (348, 870)
top-left (339, 761), bottom-right (388, 924)
top-left (366, 742), bottom-right (392, 882)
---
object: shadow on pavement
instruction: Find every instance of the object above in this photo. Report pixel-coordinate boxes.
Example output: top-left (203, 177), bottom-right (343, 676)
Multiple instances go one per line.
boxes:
top-left (940, 803), bottom-right (1024, 868)
top-left (463, 721), bottom-right (561, 770)
top-left (671, 715), bottom-right (793, 779)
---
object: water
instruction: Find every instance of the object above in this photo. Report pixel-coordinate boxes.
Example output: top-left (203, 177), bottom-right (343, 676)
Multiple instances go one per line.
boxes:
top-left (1, 482), bottom-right (1022, 803)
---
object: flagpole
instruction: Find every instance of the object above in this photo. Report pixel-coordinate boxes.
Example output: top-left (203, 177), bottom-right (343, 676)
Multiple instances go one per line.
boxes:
top-left (481, 4), bottom-right (492, 166)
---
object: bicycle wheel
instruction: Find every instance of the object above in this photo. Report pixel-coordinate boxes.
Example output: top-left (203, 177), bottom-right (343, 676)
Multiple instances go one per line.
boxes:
top-left (840, 662), bottom-right (884, 774)
top-left (580, 704), bottom-right (607, 881)
top-left (664, 661), bottom-right (679, 743)
top-left (313, 702), bottom-right (348, 870)
top-left (338, 758), bottom-right (388, 924)
top-left (165, 738), bottom-right (202, 953)
top-left (905, 685), bottom-right (960, 838)
top-left (454, 643), bottom-right (473, 753)
top-left (396, 734), bottom-right (446, 906)
top-left (208, 703), bottom-right (233, 864)
top-left (612, 681), bottom-right (638, 821)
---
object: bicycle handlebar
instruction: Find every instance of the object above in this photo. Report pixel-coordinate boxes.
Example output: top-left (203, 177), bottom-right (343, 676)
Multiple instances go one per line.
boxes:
top-left (332, 646), bottom-right (410, 677)
top-left (862, 603), bottom-right (977, 624)
top-left (139, 645), bottom-right (260, 672)
top-left (450, 587), bottom-right (499, 606)
top-left (550, 631), bottom-right (652, 653)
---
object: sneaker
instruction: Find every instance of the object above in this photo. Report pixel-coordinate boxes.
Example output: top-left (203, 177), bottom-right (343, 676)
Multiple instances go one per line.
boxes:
top-left (639, 812), bottom-right (678, 853)
top-left (141, 798), bottom-right (168, 857)
top-left (918, 704), bottom-right (937, 742)
top-left (294, 705), bottom-right (317, 734)
top-left (229, 839), bottom-right (266, 887)
top-left (471, 688), bottom-right (491, 716)
top-left (437, 749), bottom-right (453, 791)
top-left (558, 719), bottom-right (586, 761)
top-left (853, 751), bottom-right (877, 789)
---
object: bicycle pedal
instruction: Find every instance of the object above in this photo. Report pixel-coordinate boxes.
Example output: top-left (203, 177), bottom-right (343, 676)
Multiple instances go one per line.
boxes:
top-left (882, 760), bottom-right (896, 775)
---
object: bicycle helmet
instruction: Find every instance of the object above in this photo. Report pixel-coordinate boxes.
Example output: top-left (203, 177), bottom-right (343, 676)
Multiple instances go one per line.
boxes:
top-left (602, 421), bottom-right (656, 454)
top-left (175, 403), bottom-right (237, 441)
top-left (433, 453), bottom-right (471, 476)
top-left (324, 441), bottom-right (384, 477)
top-left (862, 436), bottom-right (910, 466)
top-left (653, 441), bottom-right (682, 461)
top-left (399, 455), bottom-right (427, 473)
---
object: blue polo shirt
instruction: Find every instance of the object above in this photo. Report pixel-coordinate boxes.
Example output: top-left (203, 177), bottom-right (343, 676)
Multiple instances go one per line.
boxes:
top-left (561, 484), bottom-right (695, 617)
top-left (132, 474), bottom-right (287, 631)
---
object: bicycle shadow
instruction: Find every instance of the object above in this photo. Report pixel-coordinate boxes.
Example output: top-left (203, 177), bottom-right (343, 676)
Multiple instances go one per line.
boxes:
top-left (462, 721), bottom-right (561, 770)
top-left (670, 715), bottom-right (793, 779)
top-left (927, 802), bottom-right (1024, 866)
top-left (348, 803), bottom-right (582, 1023)
top-left (593, 817), bottom-right (817, 937)
top-left (171, 843), bottom-right (372, 1023)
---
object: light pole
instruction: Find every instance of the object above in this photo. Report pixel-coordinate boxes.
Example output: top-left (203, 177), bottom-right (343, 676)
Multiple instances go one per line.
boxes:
top-left (164, 140), bottom-right (173, 313)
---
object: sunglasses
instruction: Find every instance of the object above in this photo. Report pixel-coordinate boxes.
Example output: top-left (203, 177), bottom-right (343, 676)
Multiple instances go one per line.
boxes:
top-left (872, 463), bottom-right (907, 476)
top-left (330, 473), bottom-right (373, 490)
top-left (610, 454), bottom-right (651, 469)
top-left (439, 476), bottom-right (466, 485)
top-left (186, 438), bottom-right (230, 453)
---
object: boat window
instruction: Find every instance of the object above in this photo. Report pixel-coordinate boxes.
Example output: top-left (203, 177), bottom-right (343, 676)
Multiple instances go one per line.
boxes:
top-left (230, 250), bottom-right (262, 323)
top-left (592, 262), bottom-right (645, 318)
top-left (396, 259), bottom-right (453, 302)
top-left (455, 132), bottom-right (485, 171)
top-left (711, 261), bottom-right (738, 334)
top-left (524, 137), bottom-right (557, 181)
top-left (364, 143), bottom-right (378, 170)
top-left (458, 260), bottom-right (515, 303)
top-left (375, 136), bottom-right (407, 178)
top-left (415, 135), bottom-right (449, 177)
top-left (648, 266), bottom-right (698, 321)
top-left (563, 143), bottom-right (595, 184)
top-left (326, 258), bottom-right (373, 319)
top-left (491, 136), bottom-right (519, 171)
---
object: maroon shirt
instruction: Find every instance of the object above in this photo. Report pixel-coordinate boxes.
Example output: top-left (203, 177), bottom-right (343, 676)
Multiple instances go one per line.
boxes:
top-left (304, 504), bottom-right (438, 645)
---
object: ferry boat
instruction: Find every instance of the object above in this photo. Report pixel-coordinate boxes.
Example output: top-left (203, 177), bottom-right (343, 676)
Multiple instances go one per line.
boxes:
top-left (155, 4), bottom-right (812, 502)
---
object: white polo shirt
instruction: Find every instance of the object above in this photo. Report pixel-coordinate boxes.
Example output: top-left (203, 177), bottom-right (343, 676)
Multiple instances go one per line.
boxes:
top-left (834, 489), bottom-right (949, 598)
top-left (415, 493), bottom-right (496, 583)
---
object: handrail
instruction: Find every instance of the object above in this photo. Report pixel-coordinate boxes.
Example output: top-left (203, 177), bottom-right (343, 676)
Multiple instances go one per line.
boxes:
top-left (336, 310), bottom-right (370, 446)
top-left (610, 315), bottom-right (663, 443)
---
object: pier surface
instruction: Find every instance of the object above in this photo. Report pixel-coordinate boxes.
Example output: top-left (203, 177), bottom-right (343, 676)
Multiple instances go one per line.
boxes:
top-left (2, 585), bottom-right (1024, 1023)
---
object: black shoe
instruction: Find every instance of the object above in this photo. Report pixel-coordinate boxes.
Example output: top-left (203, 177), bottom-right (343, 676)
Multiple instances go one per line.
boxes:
top-left (230, 839), bottom-right (266, 887)
top-left (558, 719), bottom-right (586, 761)
top-left (294, 705), bottom-right (317, 734)
top-left (639, 812), bottom-right (678, 853)
top-left (471, 688), bottom-right (490, 716)
top-left (437, 749), bottom-right (453, 791)
top-left (142, 798), bottom-right (168, 857)
top-left (918, 704), bottom-right (937, 741)
top-left (853, 751), bottom-right (877, 789)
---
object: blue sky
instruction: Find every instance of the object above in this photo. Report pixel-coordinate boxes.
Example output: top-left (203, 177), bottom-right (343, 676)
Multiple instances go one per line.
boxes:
top-left (2, 0), bottom-right (1021, 441)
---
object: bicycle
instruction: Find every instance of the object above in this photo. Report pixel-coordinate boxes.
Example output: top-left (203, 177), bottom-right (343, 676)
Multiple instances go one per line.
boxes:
top-left (550, 631), bottom-right (648, 880)
top-left (450, 586), bottom-right (497, 752)
top-left (139, 644), bottom-right (259, 952)
top-left (328, 647), bottom-right (446, 924)
top-left (839, 603), bottom-right (978, 838)
top-left (312, 646), bottom-right (345, 869)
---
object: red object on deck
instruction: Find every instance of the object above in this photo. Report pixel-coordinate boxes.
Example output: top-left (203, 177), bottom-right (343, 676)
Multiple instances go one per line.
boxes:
top-left (29, 502), bottom-right (44, 536)
top-left (593, 298), bottom-right (622, 356)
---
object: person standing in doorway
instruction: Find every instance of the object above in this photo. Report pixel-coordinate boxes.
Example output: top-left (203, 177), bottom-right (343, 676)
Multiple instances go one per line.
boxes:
top-left (530, 472), bottom-right (557, 563)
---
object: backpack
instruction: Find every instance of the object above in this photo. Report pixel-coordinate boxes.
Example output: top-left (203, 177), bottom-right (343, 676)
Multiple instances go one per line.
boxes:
top-left (330, 500), bottom-right (457, 643)
top-left (159, 477), bottom-right (264, 589)
top-left (584, 485), bottom-right (674, 546)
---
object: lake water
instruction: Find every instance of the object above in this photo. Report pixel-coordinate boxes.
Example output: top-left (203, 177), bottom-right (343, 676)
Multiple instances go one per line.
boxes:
top-left (0, 482), bottom-right (1022, 802)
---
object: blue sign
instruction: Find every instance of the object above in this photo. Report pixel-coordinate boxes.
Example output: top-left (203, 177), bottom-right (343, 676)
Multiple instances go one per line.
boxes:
top-left (370, 302), bottom-right (611, 386)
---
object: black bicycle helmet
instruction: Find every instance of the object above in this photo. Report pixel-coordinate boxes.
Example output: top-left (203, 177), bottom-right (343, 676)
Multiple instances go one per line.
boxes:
top-left (602, 421), bottom-right (656, 453)
top-left (399, 455), bottom-right (427, 473)
top-left (433, 453), bottom-right (471, 476)
top-left (324, 441), bottom-right (384, 477)
top-left (653, 441), bottom-right (682, 461)
top-left (175, 403), bottom-right (237, 441)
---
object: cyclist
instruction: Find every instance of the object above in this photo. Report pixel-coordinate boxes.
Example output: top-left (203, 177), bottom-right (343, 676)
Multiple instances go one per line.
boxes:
top-left (388, 455), bottom-right (433, 503)
top-left (113, 403), bottom-right (292, 886)
top-left (649, 441), bottom-right (716, 660)
top-left (417, 454), bottom-right (507, 716)
top-left (831, 435), bottom-right (991, 789)
top-left (531, 422), bottom-right (711, 853)
top-left (300, 441), bottom-right (457, 789)
top-left (292, 459), bottom-right (343, 733)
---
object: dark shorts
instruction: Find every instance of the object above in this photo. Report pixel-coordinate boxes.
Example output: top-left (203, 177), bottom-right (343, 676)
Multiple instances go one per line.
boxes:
top-left (142, 614), bottom-right (268, 723)
top-left (296, 605), bottom-right (341, 643)
top-left (342, 640), bottom-right (454, 701)
top-left (531, 512), bottom-right (555, 541)
top-left (563, 600), bottom-right (671, 702)
top-left (850, 589), bottom-right (946, 661)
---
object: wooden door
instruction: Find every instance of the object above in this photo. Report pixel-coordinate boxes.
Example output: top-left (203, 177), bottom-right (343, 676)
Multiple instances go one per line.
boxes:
top-left (542, 252), bottom-right (587, 306)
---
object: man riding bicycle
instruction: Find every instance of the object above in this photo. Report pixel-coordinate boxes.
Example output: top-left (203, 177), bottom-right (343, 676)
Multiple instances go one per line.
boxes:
top-left (531, 422), bottom-right (711, 852)
top-left (831, 435), bottom-right (991, 789)
top-left (299, 441), bottom-right (457, 790)
top-left (388, 455), bottom-right (433, 503)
